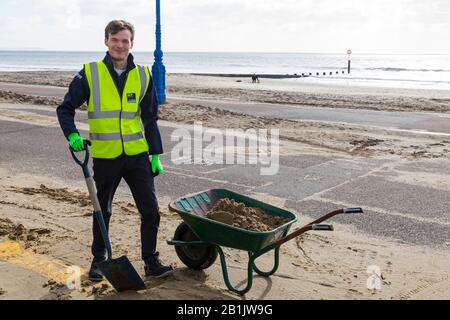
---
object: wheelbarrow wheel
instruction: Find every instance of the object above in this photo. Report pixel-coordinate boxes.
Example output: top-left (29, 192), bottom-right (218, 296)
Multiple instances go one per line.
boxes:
top-left (174, 222), bottom-right (218, 270)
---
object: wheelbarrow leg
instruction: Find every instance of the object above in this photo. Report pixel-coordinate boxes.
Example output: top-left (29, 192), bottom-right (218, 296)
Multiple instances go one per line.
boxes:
top-left (216, 246), bottom-right (254, 295)
top-left (251, 247), bottom-right (280, 277)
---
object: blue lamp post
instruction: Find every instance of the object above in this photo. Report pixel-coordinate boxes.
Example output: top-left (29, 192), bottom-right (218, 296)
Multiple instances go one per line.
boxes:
top-left (152, 0), bottom-right (166, 103)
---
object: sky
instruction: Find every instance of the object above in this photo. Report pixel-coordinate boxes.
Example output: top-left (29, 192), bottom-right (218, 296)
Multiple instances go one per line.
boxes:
top-left (1, 0), bottom-right (449, 53)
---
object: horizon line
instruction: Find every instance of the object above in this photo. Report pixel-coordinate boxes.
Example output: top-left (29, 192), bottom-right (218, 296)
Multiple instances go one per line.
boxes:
top-left (0, 49), bottom-right (450, 55)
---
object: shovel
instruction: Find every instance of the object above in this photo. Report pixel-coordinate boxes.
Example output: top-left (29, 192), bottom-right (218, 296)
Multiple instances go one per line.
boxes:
top-left (70, 141), bottom-right (146, 292)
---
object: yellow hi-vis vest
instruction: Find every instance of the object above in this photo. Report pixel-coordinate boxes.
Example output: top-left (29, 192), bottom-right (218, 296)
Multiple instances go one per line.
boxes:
top-left (84, 61), bottom-right (151, 159)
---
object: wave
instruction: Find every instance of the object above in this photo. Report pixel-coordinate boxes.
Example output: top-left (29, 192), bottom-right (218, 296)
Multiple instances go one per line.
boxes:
top-left (366, 67), bottom-right (450, 72)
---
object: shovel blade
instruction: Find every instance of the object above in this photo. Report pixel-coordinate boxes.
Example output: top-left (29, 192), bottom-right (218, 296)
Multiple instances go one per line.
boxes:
top-left (98, 256), bottom-right (146, 292)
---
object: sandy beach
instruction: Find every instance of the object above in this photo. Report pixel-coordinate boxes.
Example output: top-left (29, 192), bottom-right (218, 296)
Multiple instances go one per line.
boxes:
top-left (1, 71), bottom-right (450, 300)
top-left (2, 71), bottom-right (450, 113)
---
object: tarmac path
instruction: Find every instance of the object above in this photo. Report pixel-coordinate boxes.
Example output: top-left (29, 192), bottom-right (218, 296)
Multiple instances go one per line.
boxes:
top-left (2, 82), bottom-right (450, 136)
top-left (1, 101), bottom-right (450, 251)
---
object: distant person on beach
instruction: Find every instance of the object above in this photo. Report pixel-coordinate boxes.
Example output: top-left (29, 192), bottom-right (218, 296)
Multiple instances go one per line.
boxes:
top-left (252, 74), bottom-right (260, 83)
top-left (56, 19), bottom-right (173, 281)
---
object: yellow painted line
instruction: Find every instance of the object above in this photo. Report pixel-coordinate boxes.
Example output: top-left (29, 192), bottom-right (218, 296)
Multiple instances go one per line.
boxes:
top-left (0, 240), bottom-right (85, 284)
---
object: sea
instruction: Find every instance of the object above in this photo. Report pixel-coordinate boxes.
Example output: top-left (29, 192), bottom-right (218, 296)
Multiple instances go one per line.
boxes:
top-left (0, 51), bottom-right (449, 90)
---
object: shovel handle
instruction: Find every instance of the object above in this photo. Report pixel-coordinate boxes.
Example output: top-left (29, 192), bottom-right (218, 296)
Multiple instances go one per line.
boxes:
top-left (94, 210), bottom-right (113, 260)
top-left (70, 140), bottom-right (92, 177)
top-left (69, 142), bottom-right (113, 260)
top-left (84, 166), bottom-right (113, 260)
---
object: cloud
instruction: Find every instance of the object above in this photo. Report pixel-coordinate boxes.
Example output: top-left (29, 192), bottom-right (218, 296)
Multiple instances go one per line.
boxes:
top-left (0, 0), bottom-right (449, 52)
top-left (65, 0), bottom-right (82, 30)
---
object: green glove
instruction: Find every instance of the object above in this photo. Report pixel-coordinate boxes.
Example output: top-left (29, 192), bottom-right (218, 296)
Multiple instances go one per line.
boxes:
top-left (68, 132), bottom-right (88, 152)
top-left (151, 154), bottom-right (164, 176)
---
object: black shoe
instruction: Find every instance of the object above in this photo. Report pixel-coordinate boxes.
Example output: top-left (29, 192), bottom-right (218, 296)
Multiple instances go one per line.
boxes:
top-left (144, 256), bottom-right (173, 278)
top-left (88, 258), bottom-right (106, 282)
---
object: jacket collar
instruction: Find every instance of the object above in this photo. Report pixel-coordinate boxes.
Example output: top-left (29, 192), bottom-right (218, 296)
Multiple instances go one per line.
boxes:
top-left (103, 52), bottom-right (136, 73)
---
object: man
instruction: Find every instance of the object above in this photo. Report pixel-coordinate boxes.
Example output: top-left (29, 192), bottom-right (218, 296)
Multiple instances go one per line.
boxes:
top-left (56, 20), bottom-right (173, 281)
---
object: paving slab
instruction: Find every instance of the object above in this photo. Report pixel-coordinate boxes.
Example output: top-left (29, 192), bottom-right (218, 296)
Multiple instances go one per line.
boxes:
top-left (286, 199), bottom-right (450, 249)
top-left (279, 154), bottom-right (335, 168)
top-left (0, 261), bottom-right (49, 300)
top-left (155, 170), bottom-right (250, 201)
top-left (321, 176), bottom-right (450, 223)
top-left (394, 160), bottom-right (450, 175)
top-left (250, 158), bottom-right (387, 201)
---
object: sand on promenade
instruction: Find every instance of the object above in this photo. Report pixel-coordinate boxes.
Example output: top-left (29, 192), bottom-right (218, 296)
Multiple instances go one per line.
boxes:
top-left (1, 71), bottom-right (450, 113)
top-left (1, 171), bottom-right (450, 300)
top-left (1, 72), bottom-right (449, 160)
top-left (1, 71), bottom-right (450, 300)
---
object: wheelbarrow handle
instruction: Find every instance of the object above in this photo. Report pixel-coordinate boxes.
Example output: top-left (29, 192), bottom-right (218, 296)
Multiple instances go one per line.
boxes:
top-left (308, 207), bottom-right (363, 226)
top-left (260, 207), bottom-right (363, 254)
top-left (312, 224), bottom-right (334, 231)
top-left (343, 208), bottom-right (363, 214)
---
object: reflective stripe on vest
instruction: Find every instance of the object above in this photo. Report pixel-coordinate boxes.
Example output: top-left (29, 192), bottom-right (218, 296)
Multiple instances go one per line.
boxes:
top-left (89, 132), bottom-right (144, 142)
top-left (84, 61), bottom-right (151, 159)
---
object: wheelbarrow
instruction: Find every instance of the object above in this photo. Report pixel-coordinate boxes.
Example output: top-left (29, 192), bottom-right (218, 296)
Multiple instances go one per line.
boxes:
top-left (167, 189), bottom-right (363, 295)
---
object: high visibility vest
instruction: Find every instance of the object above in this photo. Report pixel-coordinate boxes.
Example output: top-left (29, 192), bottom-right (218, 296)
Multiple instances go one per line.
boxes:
top-left (84, 61), bottom-right (151, 159)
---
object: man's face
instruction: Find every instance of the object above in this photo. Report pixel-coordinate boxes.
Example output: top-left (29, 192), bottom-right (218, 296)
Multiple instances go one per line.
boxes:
top-left (105, 29), bottom-right (133, 61)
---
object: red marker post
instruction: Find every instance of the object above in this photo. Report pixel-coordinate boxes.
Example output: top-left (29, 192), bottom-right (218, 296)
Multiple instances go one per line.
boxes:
top-left (347, 49), bottom-right (352, 74)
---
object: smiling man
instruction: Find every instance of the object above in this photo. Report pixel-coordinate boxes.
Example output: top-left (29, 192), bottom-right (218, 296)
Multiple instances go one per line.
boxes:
top-left (56, 20), bottom-right (173, 281)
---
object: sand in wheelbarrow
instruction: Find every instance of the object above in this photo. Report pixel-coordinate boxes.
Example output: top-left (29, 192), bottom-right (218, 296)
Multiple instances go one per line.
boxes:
top-left (205, 198), bottom-right (290, 232)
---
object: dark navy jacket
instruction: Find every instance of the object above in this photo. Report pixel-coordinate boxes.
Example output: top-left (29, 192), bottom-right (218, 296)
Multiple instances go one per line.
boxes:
top-left (56, 52), bottom-right (163, 155)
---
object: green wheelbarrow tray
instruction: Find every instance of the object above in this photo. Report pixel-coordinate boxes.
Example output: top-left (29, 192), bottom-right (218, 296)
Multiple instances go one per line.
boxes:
top-left (167, 189), bottom-right (363, 295)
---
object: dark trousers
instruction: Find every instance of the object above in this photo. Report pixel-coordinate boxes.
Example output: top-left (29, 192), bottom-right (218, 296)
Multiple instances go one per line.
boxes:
top-left (91, 152), bottom-right (160, 261)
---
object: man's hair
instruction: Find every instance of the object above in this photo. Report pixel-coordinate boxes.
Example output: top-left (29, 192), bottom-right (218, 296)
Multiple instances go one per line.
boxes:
top-left (105, 20), bottom-right (135, 41)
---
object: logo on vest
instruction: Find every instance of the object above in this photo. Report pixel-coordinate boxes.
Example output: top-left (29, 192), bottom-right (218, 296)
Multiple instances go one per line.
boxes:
top-left (127, 93), bottom-right (137, 103)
